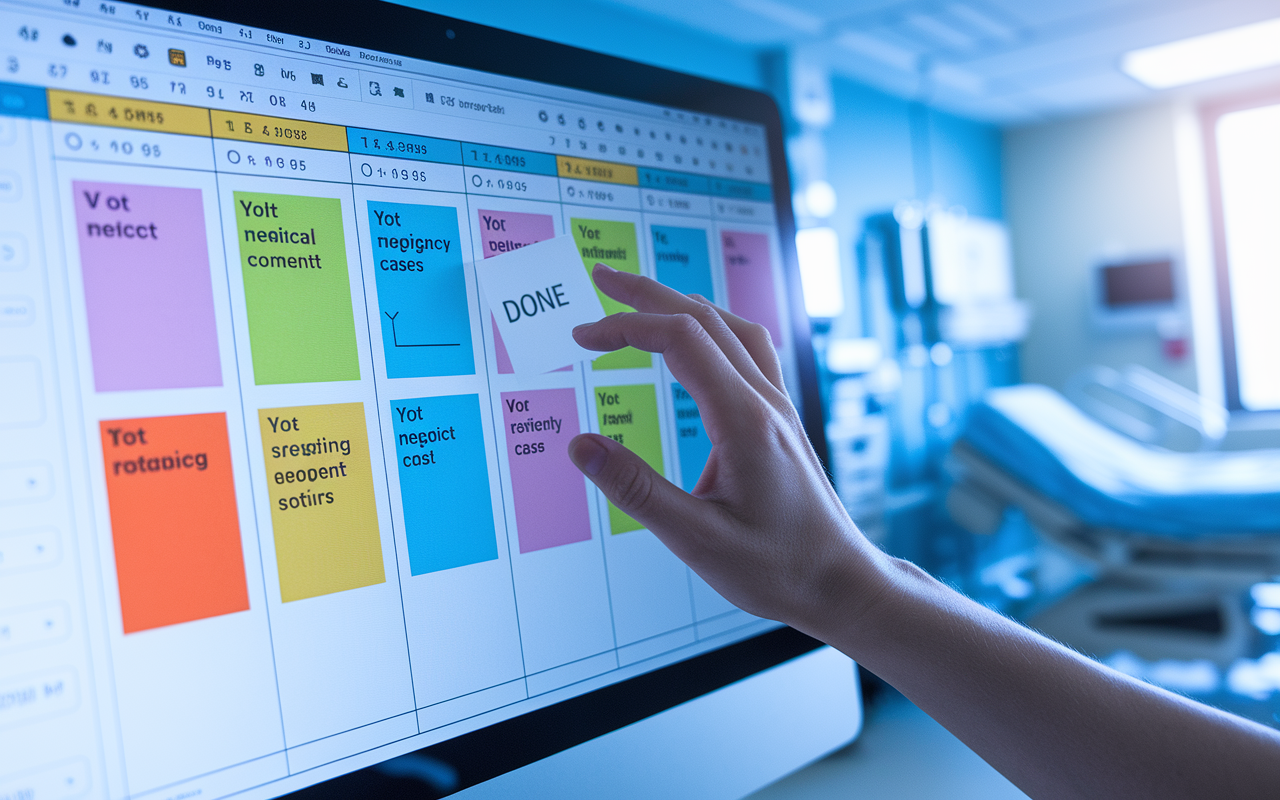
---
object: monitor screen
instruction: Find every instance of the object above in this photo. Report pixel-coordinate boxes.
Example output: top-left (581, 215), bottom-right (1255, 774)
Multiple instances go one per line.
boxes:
top-left (0, 1), bottom-right (824, 798)
top-left (1100, 259), bottom-right (1175, 309)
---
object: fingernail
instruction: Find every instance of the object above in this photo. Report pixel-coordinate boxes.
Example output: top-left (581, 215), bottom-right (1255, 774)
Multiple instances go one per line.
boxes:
top-left (593, 262), bottom-right (617, 273)
top-left (572, 323), bottom-right (592, 336)
top-left (570, 436), bottom-right (608, 476)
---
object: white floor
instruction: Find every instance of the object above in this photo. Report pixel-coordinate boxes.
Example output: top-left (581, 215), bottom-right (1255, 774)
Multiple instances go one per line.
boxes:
top-left (748, 692), bottom-right (1030, 800)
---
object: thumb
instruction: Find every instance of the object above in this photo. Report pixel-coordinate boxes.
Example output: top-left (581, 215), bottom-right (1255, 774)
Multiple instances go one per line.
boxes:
top-left (568, 433), bottom-right (698, 533)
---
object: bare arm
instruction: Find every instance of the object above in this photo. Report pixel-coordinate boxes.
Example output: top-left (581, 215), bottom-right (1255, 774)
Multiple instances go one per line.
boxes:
top-left (568, 264), bottom-right (1280, 800)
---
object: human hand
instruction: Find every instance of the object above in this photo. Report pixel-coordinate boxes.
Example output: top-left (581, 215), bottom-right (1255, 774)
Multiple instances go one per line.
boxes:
top-left (568, 264), bottom-right (891, 635)
top-left (571, 271), bottom-right (1280, 800)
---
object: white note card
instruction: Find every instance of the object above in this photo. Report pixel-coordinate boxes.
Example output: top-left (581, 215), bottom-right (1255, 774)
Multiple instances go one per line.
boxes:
top-left (475, 235), bottom-right (607, 374)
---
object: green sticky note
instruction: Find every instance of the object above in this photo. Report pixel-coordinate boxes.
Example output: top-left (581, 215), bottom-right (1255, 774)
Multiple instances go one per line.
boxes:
top-left (236, 192), bottom-right (361, 385)
top-left (596, 384), bottom-right (664, 533)
top-left (571, 218), bottom-right (652, 370)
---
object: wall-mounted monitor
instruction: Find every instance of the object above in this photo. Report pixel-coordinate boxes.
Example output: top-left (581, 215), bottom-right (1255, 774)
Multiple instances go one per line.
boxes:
top-left (1090, 256), bottom-right (1179, 332)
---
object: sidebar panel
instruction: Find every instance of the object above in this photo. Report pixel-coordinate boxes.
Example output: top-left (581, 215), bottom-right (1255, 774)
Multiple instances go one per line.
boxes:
top-left (0, 99), bottom-right (107, 800)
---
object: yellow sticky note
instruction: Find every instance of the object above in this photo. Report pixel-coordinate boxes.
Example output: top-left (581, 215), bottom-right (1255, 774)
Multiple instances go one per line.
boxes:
top-left (260, 403), bottom-right (385, 602)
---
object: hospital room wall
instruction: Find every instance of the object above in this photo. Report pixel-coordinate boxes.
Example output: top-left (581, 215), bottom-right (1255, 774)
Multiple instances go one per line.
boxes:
top-left (825, 79), bottom-right (1005, 335)
top-left (827, 78), bottom-right (1004, 219)
top-left (1003, 102), bottom-right (1200, 395)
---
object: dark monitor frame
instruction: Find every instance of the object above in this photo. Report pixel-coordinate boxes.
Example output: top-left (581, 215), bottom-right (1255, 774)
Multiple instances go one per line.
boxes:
top-left (119, 0), bottom-right (828, 794)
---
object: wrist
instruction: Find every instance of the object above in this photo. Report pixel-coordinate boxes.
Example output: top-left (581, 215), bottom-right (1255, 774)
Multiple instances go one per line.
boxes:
top-left (796, 543), bottom-right (944, 664)
top-left (788, 528), bottom-right (899, 644)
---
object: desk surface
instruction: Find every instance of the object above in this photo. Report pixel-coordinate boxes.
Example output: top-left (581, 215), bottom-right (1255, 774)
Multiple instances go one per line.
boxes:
top-left (749, 691), bottom-right (1029, 800)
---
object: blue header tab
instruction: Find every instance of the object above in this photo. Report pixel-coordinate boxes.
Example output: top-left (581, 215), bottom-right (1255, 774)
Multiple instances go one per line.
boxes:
top-left (348, 128), bottom-right (462, 164)
top-left (461, 143), bottom-right (558, 176)
top-left (638, 168), bottom-right (711, 195)
top-left (0, 83), bottom-right (48, 120)
top-left (710, 177), bottom-right (772, 203)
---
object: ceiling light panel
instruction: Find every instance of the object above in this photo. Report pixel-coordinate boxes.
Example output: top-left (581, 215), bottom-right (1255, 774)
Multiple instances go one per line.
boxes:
top-left (1122, 17), bottom-right (1280, 88)
top-left (729, 0), bottom-right (825, 35)
top-left (977, 0), bottom-right (1123, 29)
top-left (902, 11), bottom-right (977, 50)
top-left (929, 63), bottom-right (985, 94)
top-left (835, 29), bottom-right (921, 72)
top-left (942, 3), bottom-right (1020, 43)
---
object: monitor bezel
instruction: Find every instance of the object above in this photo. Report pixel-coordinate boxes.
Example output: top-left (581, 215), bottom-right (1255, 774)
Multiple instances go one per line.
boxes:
top-left (51, 0), bottom-right (830, 793)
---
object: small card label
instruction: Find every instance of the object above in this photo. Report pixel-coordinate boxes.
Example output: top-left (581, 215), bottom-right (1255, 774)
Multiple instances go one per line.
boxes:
top-left (475, 235), bottom-right (606, 374)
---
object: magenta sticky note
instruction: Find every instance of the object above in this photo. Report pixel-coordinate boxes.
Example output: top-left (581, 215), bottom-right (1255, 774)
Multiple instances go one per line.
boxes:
top-left (501, 388), bottom-right (593, 553)
top-left (478, 209), bottom-right (556, 375)
top-left (721, 230), bottom-right (782, 343)
top-left (74, 181), bottom-right (222, 392)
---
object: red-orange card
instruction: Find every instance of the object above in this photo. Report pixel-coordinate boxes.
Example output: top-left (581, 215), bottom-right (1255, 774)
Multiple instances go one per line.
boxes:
top-left (100, 412), bottom-right (250, 633)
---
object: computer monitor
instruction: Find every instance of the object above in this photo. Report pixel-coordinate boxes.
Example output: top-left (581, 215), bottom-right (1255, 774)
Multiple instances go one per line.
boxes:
top-left (0, 1), bottom-right (861, 797)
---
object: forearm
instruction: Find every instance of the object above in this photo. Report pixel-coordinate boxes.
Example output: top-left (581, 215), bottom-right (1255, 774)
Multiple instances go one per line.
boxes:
top-left (814, 555), bottom-right (1280, 799)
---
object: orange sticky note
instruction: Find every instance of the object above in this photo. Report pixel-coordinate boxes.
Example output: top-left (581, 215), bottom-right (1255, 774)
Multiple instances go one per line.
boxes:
top-left (100, 413), bottom-right (250, 633)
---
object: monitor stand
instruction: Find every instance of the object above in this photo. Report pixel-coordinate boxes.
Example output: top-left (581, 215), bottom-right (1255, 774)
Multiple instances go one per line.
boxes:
top-left (458, 647), bottom-right (861, 799)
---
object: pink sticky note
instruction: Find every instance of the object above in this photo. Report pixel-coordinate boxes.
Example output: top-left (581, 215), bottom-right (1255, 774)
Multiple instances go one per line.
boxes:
top-left (721, 230), bottom-right (782, 343)
top-left (502, 388), bottom-right (592, 552)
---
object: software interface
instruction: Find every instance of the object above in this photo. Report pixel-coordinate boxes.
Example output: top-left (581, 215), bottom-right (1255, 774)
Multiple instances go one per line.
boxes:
top-left (0, 2), bottom-right (798, 798)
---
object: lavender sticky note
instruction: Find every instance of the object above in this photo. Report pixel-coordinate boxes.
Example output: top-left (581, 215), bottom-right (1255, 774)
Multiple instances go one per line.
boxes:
top-left (501, 387), bottom-right (592, 552)
top-left (74, 181), bottom-right (223, 392)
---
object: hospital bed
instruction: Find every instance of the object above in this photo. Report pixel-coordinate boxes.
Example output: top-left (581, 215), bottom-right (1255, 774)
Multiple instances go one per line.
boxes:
top-left (947, 372), bottom-right (1280, 665)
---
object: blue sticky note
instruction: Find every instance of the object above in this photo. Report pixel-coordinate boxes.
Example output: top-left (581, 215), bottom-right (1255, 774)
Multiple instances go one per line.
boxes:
top-left (370, 202), bottom-right (475, 378)
top-left (392, 394), bottom-right (498, 575)
top-left (671, 383), bottom-right (712, 493)
top-left (652, 225), bottom-right (714, 300)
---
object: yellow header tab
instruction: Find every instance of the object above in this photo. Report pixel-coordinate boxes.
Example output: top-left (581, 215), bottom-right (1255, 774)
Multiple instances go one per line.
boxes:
top-left (557, 156), bottom-right (638, 186)
top-left (47, 90), bottom-right (211, 137)
top-left (211, 110), bottom-right (347, 152)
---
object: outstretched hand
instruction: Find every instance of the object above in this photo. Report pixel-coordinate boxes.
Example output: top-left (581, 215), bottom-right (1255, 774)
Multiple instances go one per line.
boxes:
top-left (567, 264), bottom-right (1280, 800)
top-left (567, 263), bottom-right (890, 635)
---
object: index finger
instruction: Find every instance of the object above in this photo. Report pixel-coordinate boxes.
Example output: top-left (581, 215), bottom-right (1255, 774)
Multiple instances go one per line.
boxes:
top-left (687, 294), bottom-right (787, 395)
top-left (590, 264), bottom-right (780, 400)
top-left (573, 310), bottom-right (761, 442)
